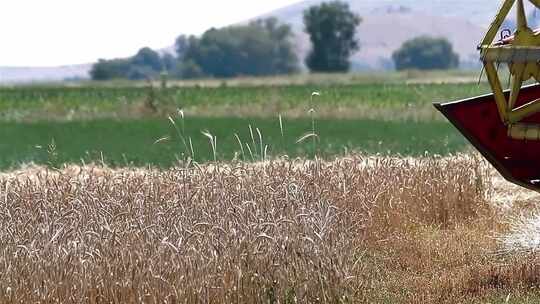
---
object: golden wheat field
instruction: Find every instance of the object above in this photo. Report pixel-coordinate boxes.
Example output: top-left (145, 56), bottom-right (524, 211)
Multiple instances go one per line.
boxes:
top-left (1, 155), bottom-right (540, 303)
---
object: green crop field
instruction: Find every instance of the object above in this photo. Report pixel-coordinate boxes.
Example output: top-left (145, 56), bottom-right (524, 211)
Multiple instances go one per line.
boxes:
top-left (0, 117), bottom-right (466, 169)
top-left (0, 72), bottom-right (489, 168)
top-left (0, 82), bottom-right (491, 121)
top-left (0, 82), bottom-right (490, 109)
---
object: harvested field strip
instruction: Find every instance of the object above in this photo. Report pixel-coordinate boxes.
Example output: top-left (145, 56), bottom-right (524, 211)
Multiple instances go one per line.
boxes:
top-left (3, 155), bottom-right (539, 303)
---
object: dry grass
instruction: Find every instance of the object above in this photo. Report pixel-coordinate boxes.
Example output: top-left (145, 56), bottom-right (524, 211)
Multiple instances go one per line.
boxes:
top-left (83, 70), bottom-right (481, 88)
top-left (179, 102), bottom-right (441, 122)
top-left (1, 155), bottom-right (540, 303)
top-left (4, 92), bottom-right (443, 123)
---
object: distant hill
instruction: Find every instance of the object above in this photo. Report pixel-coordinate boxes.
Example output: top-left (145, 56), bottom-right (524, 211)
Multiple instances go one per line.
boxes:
top-left (286, 11), bottom-right (486, 70)
top-left (259, 0), bottom-right (540, 70)
top-left (262, 0), bottom-right (501, 28)
top-left (0, 64), bottom-right (91, 84)
top-left (5, 1), bottom-right (540, 82)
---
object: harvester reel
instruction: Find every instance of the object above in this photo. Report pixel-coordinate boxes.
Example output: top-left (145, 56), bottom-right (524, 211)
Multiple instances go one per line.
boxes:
top-left (482, 0), bottom-right (540, 133)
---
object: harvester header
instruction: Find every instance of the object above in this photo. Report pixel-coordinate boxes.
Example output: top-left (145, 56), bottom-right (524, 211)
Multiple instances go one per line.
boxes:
top-left (435, 0), bottom-right (540, 191)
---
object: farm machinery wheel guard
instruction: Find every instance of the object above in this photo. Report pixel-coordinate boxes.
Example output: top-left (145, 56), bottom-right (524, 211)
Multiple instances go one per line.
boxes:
top-left (435, 0), bottom-right (540, 191)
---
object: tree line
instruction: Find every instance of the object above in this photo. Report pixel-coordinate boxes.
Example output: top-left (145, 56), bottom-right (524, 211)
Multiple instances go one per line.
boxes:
top-left (91, 1), bottom-right (460, 81)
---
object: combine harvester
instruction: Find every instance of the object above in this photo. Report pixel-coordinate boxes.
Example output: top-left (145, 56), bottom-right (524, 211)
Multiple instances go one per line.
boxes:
top-left (435, 0), bottom-right (540, 191)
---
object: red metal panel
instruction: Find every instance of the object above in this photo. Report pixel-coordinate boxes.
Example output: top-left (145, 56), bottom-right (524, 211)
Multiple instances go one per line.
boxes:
top-left (434, 84), bottom-right (540, 191)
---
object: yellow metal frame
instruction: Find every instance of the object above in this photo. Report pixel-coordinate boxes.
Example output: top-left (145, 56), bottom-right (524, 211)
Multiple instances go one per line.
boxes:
top-left (481, 0), bottom-right (540, 138)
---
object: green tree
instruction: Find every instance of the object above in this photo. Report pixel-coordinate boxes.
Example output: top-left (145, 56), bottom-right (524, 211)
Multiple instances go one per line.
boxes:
top-left (303, 1), bottom-right (361, 72)
top-left (161, 53), bottom-right (177, 73)
top-left (89, 58), bottom-right (131, 80)
top-left (90, 47), bottom-right (171, 80)
top-left (175, 35), bottom-right (192, 58)
top-left (392, 36), bottom-right (460, 70)
top-left (131, 47), bottom-right (162, 72)
top-left (178, 18), bottom-right (298, 78)
top-left (126, 65), bottom-right (157, 80)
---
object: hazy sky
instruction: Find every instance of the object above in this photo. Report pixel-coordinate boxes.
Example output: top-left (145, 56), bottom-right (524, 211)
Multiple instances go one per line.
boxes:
top-left (0, 0), bottom-right (304, 67)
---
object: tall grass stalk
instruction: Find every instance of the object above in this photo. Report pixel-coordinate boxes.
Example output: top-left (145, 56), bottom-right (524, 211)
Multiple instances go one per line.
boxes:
top-left (248, 124), bottom-right (257, 158)
top-left (245, 143), bottom-right (255, 162)
top-left (234, 133), bottom-right (245, 161)
top-left (279, 114), bottom-right (284, 138)
top-left (188, 137), bottom-right (195, 161)
top-left (309, 92), bottom-right (320, 156)
top-left (168, 111), bottom-right (193, 160)
top-left (279, 114), bottom-right (285, 153)
top-left (256, 127), bottom-right (265, 161)
top-left (201, 130), bottom-right (217, 162)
